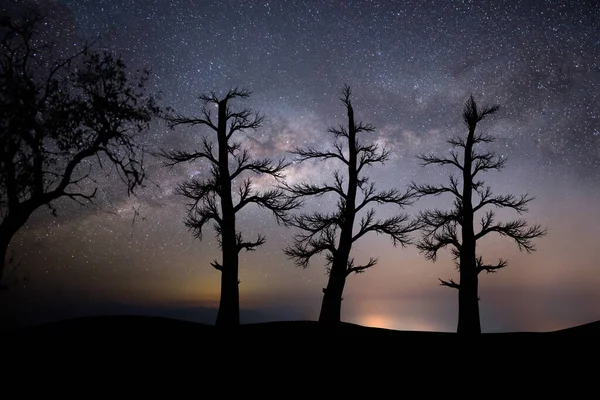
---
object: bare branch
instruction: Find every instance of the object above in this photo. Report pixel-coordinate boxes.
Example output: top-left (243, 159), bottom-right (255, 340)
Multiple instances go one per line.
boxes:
top-left (231, 154), bottom-right (289, 181)
top-left (352, 210), bottom-right (419, 246)
top-left (463, 94), bottom-right (500, 130)
top-left (177, 176), bottom-right (220, 207)
top-left (210, 260), bottom-right (223, 271)
top-left (221, 87), bottom-right (252, 103)
top-left (196, 87), bottom-right (251, 106)
top-left (355, 121), bottom-right (376, 134)
top-left (474, 189), bottom-right (534, 214)
top-left (356, 142), bottom-right (389, 173)
top-left (346, 257), bottom-right (378, 275)
top-left (227, 108), bottom-right (264, 139)
top-left (284, 223), bottom-right (338, 269)
top-left (473, 132), bottom-right (496, 144)
top-left (282, 177), bottom-right (346, 201)
top-left (62, 187), bottom-right (97, 207)
top-left (290, 145), bottom-right (349, 165)
top-left (356, 185), bottom-right (414, 212)
top-left (471, 150), bottom-right (507, 177)
top-left (439, 278), bottom-right (460, 290)
top-left (410, 179), bottom-right (462, 200)
top-left (416, 209), bottom-right (462, 261)
top-left (476, 256), bottom-right (508, 275)
top-left (160, 136), bottom-right (218, 167)
top-left (236, 231), bottom-right (266, 253)
top-left (176, 175), bottom-right (222, 240)
top-left (162, 108), bottom-right (218, 132)
top-left (417, 152), bottom-right (463, 170)
top-left (234, 186), bottom-right (301, 225)
top-left (475, 218), bottom-right (547, 252)
top-left (183, 203), bottom-right (221, 240)
top-left (447, 136), bottom-right (466, 148)
top-left (284, 211), bottom-right (341, 268)
top-left (328, 125), bottom-right (349, 139)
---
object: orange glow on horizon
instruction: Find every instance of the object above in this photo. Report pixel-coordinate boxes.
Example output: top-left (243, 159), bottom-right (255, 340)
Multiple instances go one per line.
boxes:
top-left (352, 313), bottom-right (446, 332)
top-left (356, 314), bottom-right (397, 330)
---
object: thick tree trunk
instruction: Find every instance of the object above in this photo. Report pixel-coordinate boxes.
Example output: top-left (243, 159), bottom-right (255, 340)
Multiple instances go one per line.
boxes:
top-left (214, 96), bottom-right (240, 327)
top-left (215, 264), bottom-right (239, 327)
top-left (215, 220), bottom-right (239, 327)
top-left (457, 126), bottom-right (481, 334)
top-left (318, 270), bottom-right (346, 325)
top-left (457, 260), bottom-right (480, 334)
top-left (0, 212), bottom-right (29, 289)
top-left (215, 218), bottom-right (239, 327)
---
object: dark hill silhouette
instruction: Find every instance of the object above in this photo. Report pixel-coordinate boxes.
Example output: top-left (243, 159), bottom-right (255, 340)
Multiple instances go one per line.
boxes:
top-left (545, 319), bottom-right (600, 335)
top-left (4, 315), bottom-right (597, 381)
top-left (6, 315), bottom-right (600, 340)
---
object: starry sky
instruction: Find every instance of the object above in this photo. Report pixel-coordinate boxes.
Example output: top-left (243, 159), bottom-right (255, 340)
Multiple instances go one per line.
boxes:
top-left (2, 0), bottom-right (600, 332)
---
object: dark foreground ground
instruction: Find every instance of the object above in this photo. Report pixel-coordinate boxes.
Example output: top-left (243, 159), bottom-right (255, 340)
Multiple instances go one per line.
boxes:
top-left (4, 315), bottom-right (598, 361)
top-left (5, 314), bottom-right (600, 340)
top-left (3, 315), bottom-right (599, 386)
top-left (6, 314), bottom-right (600, 337)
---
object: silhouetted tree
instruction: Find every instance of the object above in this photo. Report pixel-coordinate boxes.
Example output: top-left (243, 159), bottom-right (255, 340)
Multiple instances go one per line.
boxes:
top-left (161, 88), bottom-right (300, 327)
top-left (283, 85), bottom-right (418, 325)
top-left (0, 10), bottom-right (157, 288)
top-left (411, 95), bottom-right (547, 334)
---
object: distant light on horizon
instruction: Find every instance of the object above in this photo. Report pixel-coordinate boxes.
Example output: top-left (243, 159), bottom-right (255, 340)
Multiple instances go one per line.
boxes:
top-left (351, 313), bottom-right (448, 332)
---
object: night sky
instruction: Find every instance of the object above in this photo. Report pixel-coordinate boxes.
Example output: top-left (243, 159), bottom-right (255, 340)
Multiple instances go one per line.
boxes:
top-left (2, 0), bottom-right (600, 332)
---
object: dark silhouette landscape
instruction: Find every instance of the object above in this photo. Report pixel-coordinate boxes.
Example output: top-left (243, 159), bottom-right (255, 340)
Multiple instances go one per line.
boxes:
top-left (8, 315), bottom-right (600, 340)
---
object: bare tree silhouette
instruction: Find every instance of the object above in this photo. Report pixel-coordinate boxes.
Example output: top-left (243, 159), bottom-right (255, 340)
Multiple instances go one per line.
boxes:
top-left (283, 85), bottom-right (418, 325)
top-left (411, 95), bottom-right (547, 334)
top-left (161, 88), bottom-right (300, 327)
top-left (0, 10), bottom-right (158, 288)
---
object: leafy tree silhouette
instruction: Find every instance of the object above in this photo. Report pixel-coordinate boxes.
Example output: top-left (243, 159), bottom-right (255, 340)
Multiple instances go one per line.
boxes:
top-left (410, 95), bottom-right (547, 334)
top-left (160, 88), bottom-right (300, 327)
top-left (283, 85), bottom-right (419, 325)
top-left (0, 9), bottom-right (158, 289)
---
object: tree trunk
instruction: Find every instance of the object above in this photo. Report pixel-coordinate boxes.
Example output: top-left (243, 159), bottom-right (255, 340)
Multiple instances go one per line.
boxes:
top-left (214, 96), bottom-right (240, 327)
top-left (318, 97), bottom-right (358, 326)
top-left (317, 97), bottom-right (358, 326)
top-left (318, 270), bottom-right (346, 325)
top-left (457, 261), bottom-right (481, 334)
top-left (0, 212), bottom-right (29, 289)
top-left (215, 264), bottom-right (239, 327)
top-left (215, 220), bottom-right (239, 327)
top-left (457, 126), bottom-right (481, 334)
